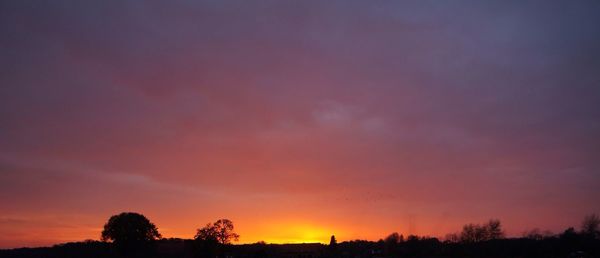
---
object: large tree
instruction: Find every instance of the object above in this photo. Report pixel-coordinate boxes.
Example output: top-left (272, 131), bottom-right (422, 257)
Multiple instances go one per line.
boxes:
top-left (194, 219), bottom-right (239, 258)
top-left (101, 212), bottom-right (161, 254)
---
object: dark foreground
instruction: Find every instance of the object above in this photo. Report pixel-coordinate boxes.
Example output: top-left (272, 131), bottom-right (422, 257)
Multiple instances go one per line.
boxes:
top-left (1, 236), bottom-right (599, 258)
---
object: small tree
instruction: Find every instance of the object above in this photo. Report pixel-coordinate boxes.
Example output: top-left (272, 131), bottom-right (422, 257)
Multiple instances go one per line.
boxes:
top-left (522, 228), bottom-right (543, 240)
top-left (329, 235), bottom-right (337, 247)
top-left (485, 219), bottom-right (504, 240)
top-left (328, 235), bottom-right (338, 255)
top-left (581, 213), bottom-right (600, 238)
top-left (444, 233), bottom-right (460, 243)
top-left (384, 232), bottom-right (401, 244)
top-left (383, 232), bottom-right (400, 255)
top-left (460, 223), bottom-right (479, 243)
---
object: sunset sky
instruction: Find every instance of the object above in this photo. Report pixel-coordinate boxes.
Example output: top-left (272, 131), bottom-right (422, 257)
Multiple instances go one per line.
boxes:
top-left (1, 0), bottom-right (600, 249)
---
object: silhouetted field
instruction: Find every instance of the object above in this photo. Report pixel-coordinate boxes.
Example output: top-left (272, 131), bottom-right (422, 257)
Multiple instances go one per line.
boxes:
top-left (1, 236), bottom-right (599, 258)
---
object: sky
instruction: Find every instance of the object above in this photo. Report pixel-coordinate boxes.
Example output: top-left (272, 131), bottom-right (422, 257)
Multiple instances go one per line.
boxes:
top-left (1, 0), bottom-right (600, 249)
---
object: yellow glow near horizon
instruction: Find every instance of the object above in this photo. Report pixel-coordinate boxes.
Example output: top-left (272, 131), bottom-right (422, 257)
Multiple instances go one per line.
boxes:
top-left (239, 221), bottom-right (338, 244)
top-left (263, 226), bottom-right (329, 244)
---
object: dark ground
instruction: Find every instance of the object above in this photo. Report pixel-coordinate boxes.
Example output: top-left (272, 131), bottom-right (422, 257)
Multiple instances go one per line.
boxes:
top-left (1, 235), bottom-right (599, 258)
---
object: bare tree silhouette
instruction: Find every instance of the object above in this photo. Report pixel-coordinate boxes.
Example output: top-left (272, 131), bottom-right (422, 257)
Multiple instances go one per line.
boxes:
top-left (485, 219), bottom-right (505, 240)
top-left (581, 213), bottom-right (600, 239)
top-left (444, 232), bottom-right (460, 243)
top-left (460, 219), bottom-right (504, 243)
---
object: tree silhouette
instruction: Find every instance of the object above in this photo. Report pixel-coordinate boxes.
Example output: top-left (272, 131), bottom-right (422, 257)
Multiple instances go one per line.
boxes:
top-left (101, 212), bottom-right (161, 255)
top-left (329, 235), bottom-right (337, 247)
top-left (383, 232), bottom-right (401, 255)
top-left (460, 219), bottom-right (504, 243)
top-left (485, 219), bottom-right (504, 240)
top-left (460, 223), bottom-right (481, 243)
top-left (194, 219), bottom-right (239, 258)
top-left (384, 232), bottom-right (401, 244)
top-left (581, 213), bottom-right (600, 239)
top-left (522, 228), bottom-right (544, 240)
top-left (328, 235), bottom-right (338, 257)
top-left (444, 232), bottom-right (460, 243)
top-left (195, 219), bottom-right (240, 245)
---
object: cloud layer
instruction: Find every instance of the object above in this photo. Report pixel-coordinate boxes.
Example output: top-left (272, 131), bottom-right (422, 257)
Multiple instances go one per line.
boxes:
top-left (1, 0), bottom-right (600, 248)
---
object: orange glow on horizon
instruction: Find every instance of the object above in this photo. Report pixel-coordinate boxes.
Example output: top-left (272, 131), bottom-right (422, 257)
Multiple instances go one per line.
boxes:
top-left (240, 221), bottom-right (339, 244)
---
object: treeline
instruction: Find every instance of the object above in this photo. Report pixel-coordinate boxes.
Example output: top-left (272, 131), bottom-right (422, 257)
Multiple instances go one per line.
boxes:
top-left (1, 212), bottom-right (599, 258)
top-left (371, 215), bottom-right (600, 257)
